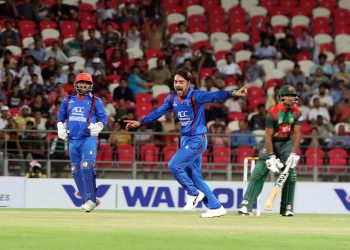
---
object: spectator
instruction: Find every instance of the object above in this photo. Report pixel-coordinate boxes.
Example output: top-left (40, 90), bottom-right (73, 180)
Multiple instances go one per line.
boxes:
top-left (333, 55), bottom-right (350, 73)
top-left (64, 58), bottom-right (79, 75)
top-left (224, 94), bottom-right (244, 113)
top-left (54, 65), bottom-right (68, 85)
top-left (30, 38), bottom-right (46, 65)
top-left (19, 64), bottom-right (44, 91)
top-left (117, 0), bottom-right (138, 24)
top-left (0, 1), bottom-right (18, 19)
top-left (48, 83), bottom-right (67, 106)
top-left (309, 68), bottom-right (329, 92)
top-left (2, 72), bottom-right (17, 93)
top-left (84, 28), bottom-right (103, 59)
top-left (308, 97), bottom-right (330, 122)
top-left (286, 64), bottom-right (306, 86)
top-left (108, 121), bottom-right (132, 146)
top-left (144, 20), bottom-right (163, 49)
top-left (313, 114), bottom-right (335, 140)
top-left (49, 135), bottom-right (68, 177)
top-left (219, 53), bottom-right (242, 79)
top-left (333, 93), bottom-right (350, 123)
top-left (160, 112), bottom-right (176, 133)
top-left (195, 45), bottom-right (215, 71)
top-left (18, 55), bottom-right (41, 79)
top-left (208, 117), bottom-right (226, 134)
top-left (172, 44), bottom-right (193, 70)
top-left (30, 94), bottom-right (49, 116)
top-left (254, 37), bottom-right (277, 60)
top-left (24, 73), bottom-right (45, 98)
top-left (21, 126), bottom-right (45, 159)
top-left (126, 23), bottom-right (142, 50)
top-left (231, 120), bottom-right (257, 148)
top-left (212, 69), bottom-right (225, 90)
top-left (103, 23), bottom-right (121, 48)
top-left (115, 98), bottom-right (131, 121)
top-left (41, 57), bottom-right (57, 82)
top-left (65, 31), bottom-right (84, 56)
top-left (249, 104), bottom-right (266, 130)
top-left (17, 0), bottom-right (35, 20)
top-left (170, 22), bottom-right (193, 48)
top-left (303, 127), bottom-right (323, 148)
top-left (328, 124), bottom-right (350, 148)
top-left (331, 61), bottom-right (350, 86)
top-left (243, 55), bottom-right (265, 84)
top-left (309, 83), bottom-right (334, 109)
top-left (98, 0), bottom-right (117, 22)
top-left (296, 28), bottom-right (314, 56)
top-left (0, 20), bottom-right (20, 47)
top-left (50, 0), bottom-right (78, 21)
top-left (14, 105), bottom-right (35, 129)
top-left (85, 57), bottom-right (106, 79)
top-left (331, 80), bottom-right (349, 104)
top-left (260, 24), bottom-right (276, 46)
top-left (107, 48), bottom-right (128, 74)
top-left (63, 73), bottom-right (76, 95)
top-left (148, 58), bottom-right (172, 85)
top-left (128, 65), bottom-right (150, 95)
top-left (45, 41), bottom-right (69, 65)
top-left (33, 110), bottom-right (47, 136)
top-left (295, 82), bottom-right (311, 103)
top-left (113, 78), bottom-right (133, 102)
top-left (101, 95), bottom-right (116, 122)
top-left (0, 59), bottom-right (17, 84)
top-left (0, 105), bottom-right (9, 129)
top-left (310, 53), bottom-right (333, 77)
top-left (7, 85), bottom-right (24, 108)
top-left (297, 97), bottom-right (310, 121)
top-left (25, 160), bottom-right (46, 178)
top-left (278, 35), bottom-right (298, 61)
top-left (211, 125), bottom-right (229, 147)
top-left (5, 131), bottom-right (25, 176)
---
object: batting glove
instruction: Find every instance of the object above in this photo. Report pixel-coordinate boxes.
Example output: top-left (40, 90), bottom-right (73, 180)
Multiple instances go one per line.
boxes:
top-left (266, 154), bottom-right (281, 173)
top-left (57, 122), bottom-right (68, 141)
top-left (286, 152), bottom-right (300, 169)
top-left (88, 122), bottom-right (104, 136)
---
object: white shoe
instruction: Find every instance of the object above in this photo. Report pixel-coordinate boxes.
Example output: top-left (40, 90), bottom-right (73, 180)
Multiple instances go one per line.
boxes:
top-left (183, 191), bottom-right (205, 210)
top-left (82, 200), bottom-right (97, 212)
top-left (200, 206), bottom-right (227, 218)
top-left (238, 205), bottom-right (252, 216)
top-left (283, 210), bottom-right (294, 216)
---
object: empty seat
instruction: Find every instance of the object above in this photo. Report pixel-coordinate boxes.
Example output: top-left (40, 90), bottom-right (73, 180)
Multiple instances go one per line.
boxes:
top-left (140, 144), bottom-right (160, 169)
top-left (212, 146), bottom-right (231, 170)
top-left (117, 144), bottom-right (135, 169)
top-left (327, 148), bottom-right (348, 173)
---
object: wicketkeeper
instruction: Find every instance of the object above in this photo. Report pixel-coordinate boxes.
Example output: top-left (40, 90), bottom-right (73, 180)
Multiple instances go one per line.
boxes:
top-left (239, 85), bottom-right (301, 216)
top-left (57, 72), bottom-right (107, 212)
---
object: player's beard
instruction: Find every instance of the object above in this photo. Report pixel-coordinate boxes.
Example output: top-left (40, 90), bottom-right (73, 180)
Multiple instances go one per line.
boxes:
top-left (175, 86), bottom-right (187, 98)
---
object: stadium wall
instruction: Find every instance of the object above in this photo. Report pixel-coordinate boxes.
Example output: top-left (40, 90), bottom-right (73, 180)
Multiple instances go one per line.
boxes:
top-left (1, 177), bottom-right (349, 214)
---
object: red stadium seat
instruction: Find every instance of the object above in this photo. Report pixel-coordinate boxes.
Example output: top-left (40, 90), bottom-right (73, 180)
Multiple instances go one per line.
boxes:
top-left (215, 50), bottom-right (229, 61)
top-left (79, 3), bottom-right (94, 13)
top-left (227, 112), bottom-right (246, 122)
top-left (107, 74), bottom-right (121, 84)
top-left (162, 145), bottom-right (178, 168)
top-left (102, 21), bottom-right (119, 32)
top-left (39, 19), bottom-right (57, 30)
top-left (117, 144), bottom-right (135, 169)
top-left (145, 48), bottom-right (164, 60)
top-left (167, 23), bottom-right (179, 37)
top-left (300, 121), bottom-right (312, 135)
top-left (163, 4), bottom-right (184, 14)
top-left (202, 149), bottom-right (210, 170)
top-left (60, 20), bottom-right (78, 38)
top-left (319, 0), bottom-right (337, 11)
top-left (188, 14), bottom-right (206, 26)
top-left (156, 93), bottom-right (169, 107)
top-left (247, 86), bottom-right (264, 98)
top-left (248, 96), bottom-right (266, 113)
top-left (212, 146), bottom-right (231, 170)
top-left (234, 146), bottom-right (256, 171)
top-left (225, 77), bottom-right (237, 86)
top-left (140, 144), bottom-right (160, 169)
top-left (19, 20), bottom-right (38, 38)
top-left (304, 147), bottom-right (325, 172)
top-left (266, 79), bottom-right (283, 89)
top-left (182, 0), bottom-right (201, 8)
top-left (96, 144), bottom-right (114, 168)
top-left (199, 67), bottom-right (214, 81)
top-left (327, 149), bottom-right (348, 173)
top-left (135, 93), bottom-right (152, 104)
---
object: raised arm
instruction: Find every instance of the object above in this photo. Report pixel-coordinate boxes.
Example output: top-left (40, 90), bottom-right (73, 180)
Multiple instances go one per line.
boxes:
top-left (194, 85), bottom-right (248, 104)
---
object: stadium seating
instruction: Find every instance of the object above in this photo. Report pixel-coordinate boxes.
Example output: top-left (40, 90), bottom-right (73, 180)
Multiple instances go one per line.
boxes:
top-left (212, 146), bottom-right (231, 170)
top-left (117, 144), bottom-right (135, 169)
top-left (140, 144), bottom-right (160, 169)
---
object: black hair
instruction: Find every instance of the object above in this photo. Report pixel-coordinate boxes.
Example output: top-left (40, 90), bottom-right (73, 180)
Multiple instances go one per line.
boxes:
top-left (175, 70), bottom-right (191, 82)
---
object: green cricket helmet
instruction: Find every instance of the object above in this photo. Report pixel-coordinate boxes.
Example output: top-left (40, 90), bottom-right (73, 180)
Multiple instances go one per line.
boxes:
top-left (277, 85), bottom-right (298, 104)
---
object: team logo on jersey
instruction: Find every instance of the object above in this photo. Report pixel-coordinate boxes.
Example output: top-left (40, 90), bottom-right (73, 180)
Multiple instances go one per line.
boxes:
top-left (173, 102), bottom-right (177, 106)
top-left (82, 161), bottom-right (88, 168)
top-left (278, 117), bottom-right (283, 124)
top-left (290, 117), bottom-right (294, 123)
top-left (185, 101), bottom-right (191, 106)
top-left (72, 107), bottom-right (84, 113)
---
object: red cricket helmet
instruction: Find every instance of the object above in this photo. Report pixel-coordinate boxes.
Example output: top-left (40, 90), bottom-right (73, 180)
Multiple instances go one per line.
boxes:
top-left (74, 72), bottom-right (94, 95)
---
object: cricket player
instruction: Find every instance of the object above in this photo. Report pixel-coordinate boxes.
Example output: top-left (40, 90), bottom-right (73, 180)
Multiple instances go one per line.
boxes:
top-left (57, 72), bottom-right (107, 212)
top-left (239, 85), bottom-right (301, 216)
top-left (125, 70), bottom-right (247, 218)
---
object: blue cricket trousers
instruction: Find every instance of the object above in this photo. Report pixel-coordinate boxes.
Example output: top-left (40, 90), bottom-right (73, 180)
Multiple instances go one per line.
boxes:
top-left (168, 134), bottom-right (221, 209)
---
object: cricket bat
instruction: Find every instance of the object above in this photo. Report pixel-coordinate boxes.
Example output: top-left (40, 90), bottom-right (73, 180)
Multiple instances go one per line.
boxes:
top-left (264, 163), bottom-right (292, 211)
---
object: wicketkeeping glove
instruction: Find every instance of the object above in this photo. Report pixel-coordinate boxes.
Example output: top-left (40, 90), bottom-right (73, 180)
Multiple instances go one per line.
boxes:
top-left (57, 122), bottom-right (68, 141)
top-left (286, 152), bottom-right (300, 169)
top-left (88, 122), bottom-right (104, 136)
top-left (266, 154), bottom-right (284, 173)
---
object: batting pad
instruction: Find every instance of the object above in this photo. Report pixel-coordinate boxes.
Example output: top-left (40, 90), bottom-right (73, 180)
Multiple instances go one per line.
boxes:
top-left (80, 159), bottom-right (96, 202)
top-left (71, 163), bottom-right (85, 204)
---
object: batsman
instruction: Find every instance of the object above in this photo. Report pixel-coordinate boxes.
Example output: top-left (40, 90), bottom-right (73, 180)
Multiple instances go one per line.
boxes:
top-left (239, 85), bottom-right (302, 216)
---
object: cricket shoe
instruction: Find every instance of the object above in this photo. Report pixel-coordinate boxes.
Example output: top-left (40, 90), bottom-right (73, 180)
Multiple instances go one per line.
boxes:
top-left (282, 210), bottom-right (294, 216)
top-left (183, 191), bottom-right (205, 210)
top-left (82, 200), bottom-right (97, 212)
top-left (200, 206), bottom-right (227, 218)
top-left (238, 202), bottom-right (252, 216)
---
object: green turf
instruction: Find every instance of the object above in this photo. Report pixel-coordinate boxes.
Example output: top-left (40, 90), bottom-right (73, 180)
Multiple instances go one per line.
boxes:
top-left (0, 209), bottom-right (349, 250)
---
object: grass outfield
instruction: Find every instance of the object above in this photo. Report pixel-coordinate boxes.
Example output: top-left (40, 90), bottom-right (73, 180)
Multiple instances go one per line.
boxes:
top-left (0, 209), bottom-right (349, 250)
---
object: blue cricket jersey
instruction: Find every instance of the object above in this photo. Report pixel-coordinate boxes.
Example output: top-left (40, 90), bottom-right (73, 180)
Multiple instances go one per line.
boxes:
top-left (139, 88), bottom-right (232, 136)
top-left (57, 93), bottom-right (107, 140)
